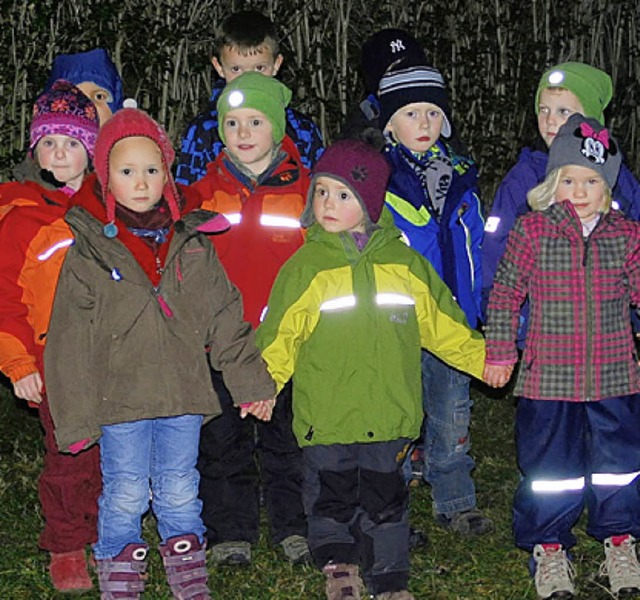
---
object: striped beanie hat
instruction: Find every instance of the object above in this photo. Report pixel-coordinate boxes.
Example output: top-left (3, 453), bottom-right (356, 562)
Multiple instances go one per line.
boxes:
top-left (378, 65), bottom-right (452, 137)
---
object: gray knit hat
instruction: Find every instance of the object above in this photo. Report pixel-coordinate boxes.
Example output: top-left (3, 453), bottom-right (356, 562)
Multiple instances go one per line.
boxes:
top-left (547, 113), bottom-right (620, 189)
top-left (378, 65), bottom-right (452, 137)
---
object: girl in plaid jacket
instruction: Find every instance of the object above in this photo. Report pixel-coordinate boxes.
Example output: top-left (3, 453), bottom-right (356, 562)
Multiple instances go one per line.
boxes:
top-left (484, 113), bottom-right (640, 599)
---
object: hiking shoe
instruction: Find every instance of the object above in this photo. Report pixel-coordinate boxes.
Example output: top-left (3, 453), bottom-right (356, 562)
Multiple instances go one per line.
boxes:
top-left (208, 541), bottom-right (251, 566)
top-left (281, 534), bottom-right (312, 564)
top-left (532, 543), bottom-right (575, 599)
top-left (49, 549), bottom-right (93, 592)
top-left (435, 508), bottom-right (494, 536)
top-left (600, 534), bottom-right (640, 595)
top-left (375, 591), bottom-right (415, 599)
top-left (409, 527), bottom-right (428, 549)
top-left (323, 562), bottom-right (363, 600)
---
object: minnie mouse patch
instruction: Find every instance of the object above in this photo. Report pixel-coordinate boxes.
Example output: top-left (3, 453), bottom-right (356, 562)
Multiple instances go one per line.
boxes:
top-left (576, 122), bottom-right (618, 165)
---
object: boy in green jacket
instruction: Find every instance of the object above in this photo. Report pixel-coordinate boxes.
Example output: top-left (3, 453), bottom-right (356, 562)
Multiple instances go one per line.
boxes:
top-left (256, 139), bottom-right (486, 600)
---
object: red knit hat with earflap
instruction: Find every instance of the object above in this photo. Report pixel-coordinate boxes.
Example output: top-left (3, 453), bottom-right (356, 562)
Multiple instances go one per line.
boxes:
top-left (93, 108), bottom-right (182, 238)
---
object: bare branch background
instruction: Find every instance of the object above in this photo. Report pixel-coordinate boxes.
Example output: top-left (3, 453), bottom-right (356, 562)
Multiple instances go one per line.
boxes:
top-left (1, 0), bottom-right (638, 202)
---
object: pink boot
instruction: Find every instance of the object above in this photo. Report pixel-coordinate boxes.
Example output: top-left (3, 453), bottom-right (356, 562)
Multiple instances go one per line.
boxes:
top-left (96, 543), bottom-right (148, 599)
top-left (160, 534), bottom-right (211, 599)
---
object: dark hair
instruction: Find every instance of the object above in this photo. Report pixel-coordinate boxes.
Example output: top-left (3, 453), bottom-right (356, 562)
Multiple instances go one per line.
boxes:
top-left (214, 10), bottom-right (280, 58)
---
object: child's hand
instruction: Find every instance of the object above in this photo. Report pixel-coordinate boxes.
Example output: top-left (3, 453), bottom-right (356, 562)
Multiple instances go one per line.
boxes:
top-left (13, 372), bottom-right (43, 404)
top-left (240, 398), bottom-right (276, 421)
top-left (483, 363), bottom-right (514, 388)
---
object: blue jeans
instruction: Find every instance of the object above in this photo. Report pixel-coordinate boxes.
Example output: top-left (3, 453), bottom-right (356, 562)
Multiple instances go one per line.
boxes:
top-left (420, 350), bottom-right (476, 516)
top-left (94, 414), bottom-right (205, 559)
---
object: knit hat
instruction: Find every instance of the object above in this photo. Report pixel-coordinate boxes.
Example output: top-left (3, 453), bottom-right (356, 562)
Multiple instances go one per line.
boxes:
top-left (535, 62), bottom-right (612, 125)
top-left (546, 113), bottom-right (621, 189)
top-left (217, 72), bottom-right (292, 144)
top-left (93, 108), bottom-right (181, 238)
top-left (378, 65), bottom-right (452, 137)
top-left (300, 139), bottom-right (391, 227)
top-left (361, 28), bottom-right (427, 94)
top-left (30, 80), bottom-right (100, 159)
top-left (46, 48), bottom-right (124, 113)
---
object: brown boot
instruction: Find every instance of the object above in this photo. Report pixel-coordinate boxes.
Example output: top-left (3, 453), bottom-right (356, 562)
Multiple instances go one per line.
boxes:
top-left (323, 562), bottom-right (363, 600)
top-left (96, 543), bottom-right (148, 599)
top-left (160, 534), bottom-right (210, 599)
top-left (49, 549), bottom-right (93, 592)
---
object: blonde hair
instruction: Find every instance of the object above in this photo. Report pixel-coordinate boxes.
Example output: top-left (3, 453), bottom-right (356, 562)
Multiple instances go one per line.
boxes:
top-left (527, 167), bottom-right (613, 214)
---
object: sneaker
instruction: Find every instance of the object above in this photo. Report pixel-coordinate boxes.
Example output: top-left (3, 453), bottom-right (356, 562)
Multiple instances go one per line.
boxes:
top-left (600, 534), bottom-right (640, 595)
top-left (375, 591), bottom-right (415, 600)
top-left (408, 448), bottom-right (424, 487)
top-left (208, 540), bottom-right (251, 566)
top-left (323, 562), bottom-right (362, 600)
top-left (435, 508), bottom-right (494, 536)
top-left (281, 534), bottom-right (312, 564)
top-left (532, 543), bottom-right (575, 599)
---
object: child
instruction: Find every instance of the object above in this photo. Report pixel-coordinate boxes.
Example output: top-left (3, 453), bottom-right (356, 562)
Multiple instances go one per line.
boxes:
top-left (484, 113), bottom-right (640, 599)
top-left (339, 28), bottom-right (427, 148)
top-left (45, 47), bottom-right (124, 125)
top-left (176, 9), bottom-right (324, 185)
top-left (482, 62), bottom-right (640, 340)
top-left (0, 80), bottom-right (100, 592)
top-left (43, 107), bottom-right (276, 599)
top-left (378, 64), bottom-right (493, 536)
top-left (256, 139), bottom-right (487, 600)
top-left (191, 71), bottom-right (310, 566)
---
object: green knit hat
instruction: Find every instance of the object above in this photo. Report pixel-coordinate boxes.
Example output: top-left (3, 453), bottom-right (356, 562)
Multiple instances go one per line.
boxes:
top-left (535, 62), bottom-right (612, 125)
top-left (217, 72), bottom-right (292, 144)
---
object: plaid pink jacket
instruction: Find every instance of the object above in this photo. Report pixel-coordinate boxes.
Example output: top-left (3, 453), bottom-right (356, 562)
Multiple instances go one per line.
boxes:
top-left (485, 200), bottom-right (640, 401)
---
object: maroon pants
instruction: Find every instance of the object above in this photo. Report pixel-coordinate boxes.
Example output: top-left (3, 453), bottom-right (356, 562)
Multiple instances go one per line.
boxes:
top-left (38, 395), bottom-right (101, 553)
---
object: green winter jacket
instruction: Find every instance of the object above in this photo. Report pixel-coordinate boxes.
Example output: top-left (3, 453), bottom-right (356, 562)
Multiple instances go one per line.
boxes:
top-left (45, 206), bottom-right (275, 452)
top-left (256, 209), bottom-right (485, 447)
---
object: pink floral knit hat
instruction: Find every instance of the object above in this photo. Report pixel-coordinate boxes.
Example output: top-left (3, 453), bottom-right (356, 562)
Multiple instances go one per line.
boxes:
top-left (29, 80), bottom-right (99, 158)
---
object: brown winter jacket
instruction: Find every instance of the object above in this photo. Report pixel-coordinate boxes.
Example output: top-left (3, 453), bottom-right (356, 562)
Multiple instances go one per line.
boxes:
top-left (44, 200), bottom-right (275, 452)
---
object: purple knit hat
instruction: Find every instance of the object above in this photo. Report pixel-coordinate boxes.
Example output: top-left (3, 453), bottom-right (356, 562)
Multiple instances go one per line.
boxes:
top-left (30, 80), bottom-right (99, 158)
top-left (301, 139), bottom-right (391, 227)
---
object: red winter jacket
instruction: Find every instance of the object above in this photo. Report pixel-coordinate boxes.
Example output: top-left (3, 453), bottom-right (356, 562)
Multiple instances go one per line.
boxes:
top-left (192, 136), bottom-right (309, 327)
top-left (0, 179), bottom-right (74, 382)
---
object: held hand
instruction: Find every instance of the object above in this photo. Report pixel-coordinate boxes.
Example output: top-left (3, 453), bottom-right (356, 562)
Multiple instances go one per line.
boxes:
top-left (13, 372), bottom-right (43, 404)
top-left (483, 363), bottom-right (514, 388)
top-left (240, 398), bottom-right (276, 421)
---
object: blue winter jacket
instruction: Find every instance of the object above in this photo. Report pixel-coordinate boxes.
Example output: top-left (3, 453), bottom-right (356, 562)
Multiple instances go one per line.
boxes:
top-left (383, 140), bottom-right (484, 328)
top-left (176, 79), bottom-right (324, 185)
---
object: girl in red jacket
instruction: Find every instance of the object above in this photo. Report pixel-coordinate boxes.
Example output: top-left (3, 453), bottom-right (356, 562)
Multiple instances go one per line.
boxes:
top-left (484, 114), bottom-right (640, 599)
top-left (0, 80), bottom-right (100, 591)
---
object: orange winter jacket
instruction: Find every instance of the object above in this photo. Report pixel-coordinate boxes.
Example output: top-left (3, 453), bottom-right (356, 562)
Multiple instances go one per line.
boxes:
top-left (192, 136), bottom-right (309, 328)
top-left (0, 179), bottom-right (74, 382)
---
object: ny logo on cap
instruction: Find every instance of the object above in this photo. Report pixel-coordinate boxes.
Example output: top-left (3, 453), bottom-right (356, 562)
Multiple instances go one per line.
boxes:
top-left (390, 39), bottom-right (407, 53)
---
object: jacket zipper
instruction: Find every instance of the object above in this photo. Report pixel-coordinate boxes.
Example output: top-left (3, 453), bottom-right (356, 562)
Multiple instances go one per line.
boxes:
top-left (583, 236), bottom-right (593, 401)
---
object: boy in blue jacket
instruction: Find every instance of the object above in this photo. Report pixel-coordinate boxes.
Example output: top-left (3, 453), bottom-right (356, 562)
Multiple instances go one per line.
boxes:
top-left (379, 64), bottom-right (492, 536)
top-left (481, 62), bottom-right (640, 342)
top-left (175, 9), bottom-right (323, 185)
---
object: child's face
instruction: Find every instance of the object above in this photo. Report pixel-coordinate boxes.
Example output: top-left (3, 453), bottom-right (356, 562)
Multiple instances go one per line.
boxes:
top-left (76, 81), bottom-right (113, 125)
top-left (35, 134), bottom-right (88, 191)
top-left (385, 102), bottom-right (444, 153)
top-left (312, 176), bottom-right (366, 234)
top-left (537, 88), bottom-right (585, 148)
top-left (555, 165), bottom-right (606, 223)
top-left (108, 136), bottom-right (166, 213)
top-left (212, 44), bottom-right (283, 82)
top-left (222, 107), bottom-right (275, 175)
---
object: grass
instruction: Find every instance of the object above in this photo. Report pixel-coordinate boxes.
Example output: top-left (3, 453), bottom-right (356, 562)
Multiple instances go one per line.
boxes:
top-left (0, 381), bottom-right (621, 599)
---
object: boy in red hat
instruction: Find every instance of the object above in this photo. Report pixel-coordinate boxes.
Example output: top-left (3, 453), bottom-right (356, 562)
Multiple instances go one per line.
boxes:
top-left (257, 139), bottom-right (488, 600)
top-left (44, 107), bottom-right (275, 599)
